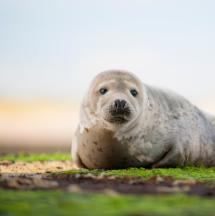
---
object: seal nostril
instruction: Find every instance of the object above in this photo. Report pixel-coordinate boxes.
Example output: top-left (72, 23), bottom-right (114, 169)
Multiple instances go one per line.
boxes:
top-left (114, 99), bottom-right (127, 110)
top-left (114, 99), bottom-right (121, 109)
top-left (121, 100), bottom-right (126, 109)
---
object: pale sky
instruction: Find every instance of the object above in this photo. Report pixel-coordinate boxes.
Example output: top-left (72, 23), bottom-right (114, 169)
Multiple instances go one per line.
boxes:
top-left (1, 0), bottom-right (215, 106)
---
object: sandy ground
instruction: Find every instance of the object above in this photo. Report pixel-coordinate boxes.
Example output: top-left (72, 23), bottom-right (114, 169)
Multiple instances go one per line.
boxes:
top-left (0, 160), bottom-right (75, 174)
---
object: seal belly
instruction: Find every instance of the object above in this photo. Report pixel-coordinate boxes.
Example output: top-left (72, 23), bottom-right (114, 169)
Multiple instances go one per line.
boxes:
top-left (77, 126), bottom-right (128, 169)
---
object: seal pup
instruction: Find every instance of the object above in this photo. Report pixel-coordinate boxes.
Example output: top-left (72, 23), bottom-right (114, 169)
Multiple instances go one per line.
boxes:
top-left (72, 70), bottom-right (215, 168)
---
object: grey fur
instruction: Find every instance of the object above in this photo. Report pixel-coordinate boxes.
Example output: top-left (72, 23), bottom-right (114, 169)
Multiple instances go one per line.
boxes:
top-left (72, 70), bottom-right (215, 168)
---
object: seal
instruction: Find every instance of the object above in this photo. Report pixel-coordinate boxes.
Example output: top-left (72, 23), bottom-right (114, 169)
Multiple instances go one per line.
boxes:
top-left (72, 70), bottom-right (215, 168)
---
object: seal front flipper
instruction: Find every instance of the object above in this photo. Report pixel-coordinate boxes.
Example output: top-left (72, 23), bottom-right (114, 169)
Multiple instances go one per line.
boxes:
top-left (73, 153), bottom-right (88, 169)
top-left (152, 146), bottom-right (185, 168)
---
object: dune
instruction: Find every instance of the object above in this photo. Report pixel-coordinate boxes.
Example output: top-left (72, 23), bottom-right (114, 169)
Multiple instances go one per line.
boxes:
top-left (0, 101), bottom-right (79, 153)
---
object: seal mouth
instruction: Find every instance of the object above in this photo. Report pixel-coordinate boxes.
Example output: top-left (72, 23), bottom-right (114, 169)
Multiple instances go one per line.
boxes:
top-left (103, 99), bottom-right (132, 124)
top-left (108, 115), bottom-right (129, 124)
top-left (109, 108), bottom-right (131, 124)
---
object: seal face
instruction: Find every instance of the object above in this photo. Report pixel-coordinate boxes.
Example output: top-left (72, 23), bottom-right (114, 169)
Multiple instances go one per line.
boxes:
top-left (86, 71), bottom-right (144, 127)
top-left (72, 70), bottom-right (215, 169)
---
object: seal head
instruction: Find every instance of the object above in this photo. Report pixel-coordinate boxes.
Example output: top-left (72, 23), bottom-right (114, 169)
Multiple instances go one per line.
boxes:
top-left (84, 70), bottom-right (145, 129)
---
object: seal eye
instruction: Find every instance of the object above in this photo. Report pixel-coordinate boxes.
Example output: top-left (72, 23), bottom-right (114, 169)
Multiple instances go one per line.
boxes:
top-left (130, 89), bottom-right (138, 97)
top-left (99, 88), bottom-right (108, 95)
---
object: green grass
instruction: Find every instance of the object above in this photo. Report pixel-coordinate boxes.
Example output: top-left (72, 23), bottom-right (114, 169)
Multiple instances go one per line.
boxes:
top-left (0, 153), bottom-right (71, 162)
top-left (0, 189), bottom-right (215, 216)
top-left (61, 166), bottom-right (215, 181)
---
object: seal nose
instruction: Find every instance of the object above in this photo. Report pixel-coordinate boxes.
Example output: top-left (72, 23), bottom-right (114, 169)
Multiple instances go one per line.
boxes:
top-left (114, 99), bottom-right (127, 110)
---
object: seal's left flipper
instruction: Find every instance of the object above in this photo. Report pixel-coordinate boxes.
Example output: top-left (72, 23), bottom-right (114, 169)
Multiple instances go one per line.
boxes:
top-left (152, 147), bottom-right (184, 168)
top-left (73, 154), bottom-right (88, 169)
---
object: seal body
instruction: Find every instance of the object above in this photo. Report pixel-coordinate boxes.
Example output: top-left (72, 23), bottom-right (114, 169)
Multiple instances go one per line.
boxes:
top-left (72, 70), bottom-right (215, 168)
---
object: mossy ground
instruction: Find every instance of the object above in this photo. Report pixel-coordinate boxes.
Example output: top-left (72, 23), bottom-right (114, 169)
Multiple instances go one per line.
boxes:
top-left (62, 166), bottom-right (215, 182)
top-left (0, 153), bottom-right (215, 216)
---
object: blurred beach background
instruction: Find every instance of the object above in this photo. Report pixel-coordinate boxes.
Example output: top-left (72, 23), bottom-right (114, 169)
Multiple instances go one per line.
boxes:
top-left (0, 0), bottom-right (215, 153)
